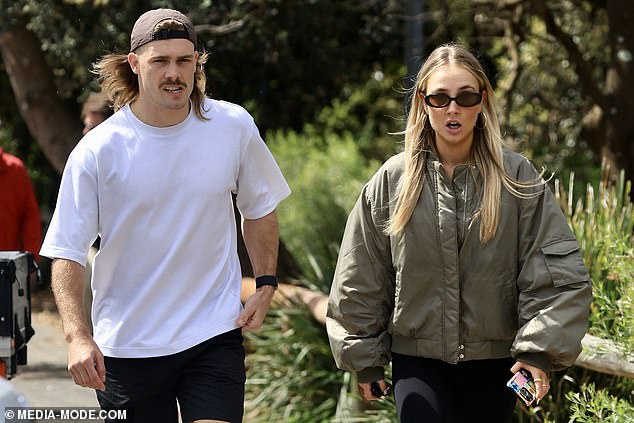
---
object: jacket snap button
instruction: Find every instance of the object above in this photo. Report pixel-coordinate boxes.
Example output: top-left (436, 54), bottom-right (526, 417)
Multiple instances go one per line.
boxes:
top-left (459, 353), bottom-right (465, 359)
top-left (458, 344), bottom-right (464, 350)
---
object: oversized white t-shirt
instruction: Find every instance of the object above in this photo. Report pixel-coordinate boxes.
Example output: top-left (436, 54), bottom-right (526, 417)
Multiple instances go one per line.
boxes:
top-left (41, 99), bottom-right (291, 358)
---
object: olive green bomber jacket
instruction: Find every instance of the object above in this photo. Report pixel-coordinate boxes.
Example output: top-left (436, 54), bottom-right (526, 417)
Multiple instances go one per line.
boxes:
top-left (326, 150), bottom-right (592, 383)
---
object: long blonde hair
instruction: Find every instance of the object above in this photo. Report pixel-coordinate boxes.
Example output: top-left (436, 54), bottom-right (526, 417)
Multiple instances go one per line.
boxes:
top-left (92, 19), bottom-right (209, 121)
top-left (386, 43), bottom-right (542, 242)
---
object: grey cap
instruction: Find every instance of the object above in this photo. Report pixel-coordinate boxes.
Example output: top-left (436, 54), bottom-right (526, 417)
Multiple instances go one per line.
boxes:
top-left (130, 8), bottom-right (197, 52)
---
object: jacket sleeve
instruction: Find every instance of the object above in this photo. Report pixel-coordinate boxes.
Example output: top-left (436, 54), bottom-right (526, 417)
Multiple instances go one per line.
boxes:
top-left (326, 175), bottom-right (395, 383)
top-left (512, 159), bottom-right (592, 371)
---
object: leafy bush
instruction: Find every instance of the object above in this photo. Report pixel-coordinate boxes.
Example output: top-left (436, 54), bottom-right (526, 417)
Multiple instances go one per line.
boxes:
top-left (556, 169), bottom-right (634, 351)
top-left (267, 130), bottom-right (380, 292)
top-left (514, 168), bottom-right (634, 422)
top-left (567, 383), bottom-right (634, 422)
top-left (303, 66), bottom-right (404, 162)
top-left (244, 72), bottom-right (400, 421)
top-left (244, 304), bottom-right (341, 422)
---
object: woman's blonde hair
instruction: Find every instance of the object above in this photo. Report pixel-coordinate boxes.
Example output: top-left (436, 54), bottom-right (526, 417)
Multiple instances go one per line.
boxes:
top-left (92, 19), bottom-right (209, 121)
top-left (386, 42), bottom-right (542, 242)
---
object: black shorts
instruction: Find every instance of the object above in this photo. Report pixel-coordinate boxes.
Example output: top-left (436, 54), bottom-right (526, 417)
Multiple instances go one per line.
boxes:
top-left (96, 328), bottom-right (245, 423)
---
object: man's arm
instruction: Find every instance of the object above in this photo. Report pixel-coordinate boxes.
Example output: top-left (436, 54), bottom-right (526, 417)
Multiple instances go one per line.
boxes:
top-left (51, 258), bottom-right (105, 390)
top-left (237, 210), bottom-right (279, 332)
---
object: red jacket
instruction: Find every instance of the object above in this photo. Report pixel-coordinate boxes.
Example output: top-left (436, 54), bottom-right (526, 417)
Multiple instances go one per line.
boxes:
top-left (0, 148), bottom-right (41, 259)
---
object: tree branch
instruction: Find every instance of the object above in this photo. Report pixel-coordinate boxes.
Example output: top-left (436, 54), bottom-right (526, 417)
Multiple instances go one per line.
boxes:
top-left (195, 15), bottom-right (251, 36)
top-left (531, 0), bottom-right (607, 110)
top-left (576, 334), bottom-right (634, 379)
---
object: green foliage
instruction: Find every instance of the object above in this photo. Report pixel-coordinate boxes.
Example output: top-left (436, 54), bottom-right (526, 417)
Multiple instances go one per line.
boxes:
top-left (244, 304), bottom-right (340, 423)
top-left (556, 169), bottom-right (634, 351)
top-left (252, 73), bottom-right (402, 418)
top-left (267, 129), bottom-right (380, 292)
top-left (512, 168), bottom-right (634, 422)
top-left (185, 0), bottom-right (405, 132)
top-left (489, 6), bottom-right (606, 188)
top-left (0, 0), bottom-right (141, 97)
top-left (244, 303), bottom-right (398, 422)
top-left (305, 65), bottom-right (404, 162)
top-left (567, 383), bottom-right (634, 423)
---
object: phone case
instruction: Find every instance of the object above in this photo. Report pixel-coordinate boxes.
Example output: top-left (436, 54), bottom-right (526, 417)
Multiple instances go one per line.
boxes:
top-left (506, 368), bottom-right (537, 406)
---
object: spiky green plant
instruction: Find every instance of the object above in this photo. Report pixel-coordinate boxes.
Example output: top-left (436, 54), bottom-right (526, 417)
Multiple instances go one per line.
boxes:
top-left (243, 302), bottom-right (341, 422)
top-left (555, 168), bottom-right (634, 351)
top-left (513, 167), bottom-right (634, 422)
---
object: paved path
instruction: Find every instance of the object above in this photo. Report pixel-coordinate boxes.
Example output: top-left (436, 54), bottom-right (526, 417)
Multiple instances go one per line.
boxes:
top-left (9, 311), bottom-right (100, 408)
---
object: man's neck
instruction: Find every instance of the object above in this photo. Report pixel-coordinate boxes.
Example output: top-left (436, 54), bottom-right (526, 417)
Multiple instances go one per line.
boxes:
top-left (129, 100), bottom-right (190, 127)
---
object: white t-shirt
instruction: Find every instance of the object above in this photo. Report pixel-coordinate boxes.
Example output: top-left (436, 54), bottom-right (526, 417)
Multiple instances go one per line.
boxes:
top-left (41, 99), bottom-right (291, 358)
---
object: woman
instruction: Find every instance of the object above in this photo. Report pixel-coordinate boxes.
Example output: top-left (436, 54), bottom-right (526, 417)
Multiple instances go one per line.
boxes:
top-left (326, 43), bottom-right (592, 422)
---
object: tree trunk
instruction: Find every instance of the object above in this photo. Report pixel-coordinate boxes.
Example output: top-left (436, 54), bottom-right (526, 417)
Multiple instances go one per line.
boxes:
top-left (603, 1), bottom-right (634, 198)
top-left (0, 23), bottom-right (81, 174)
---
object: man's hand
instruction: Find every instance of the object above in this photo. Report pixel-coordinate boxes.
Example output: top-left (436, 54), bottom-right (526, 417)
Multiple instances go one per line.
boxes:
top-left (237, 285), bottom-right (276, 333)
top-left (511, 361), bottom-right (550, 404)
top-left (68, 334), bottom-right (106, 391)
top-left (51, 259), bottom-right (104, 390)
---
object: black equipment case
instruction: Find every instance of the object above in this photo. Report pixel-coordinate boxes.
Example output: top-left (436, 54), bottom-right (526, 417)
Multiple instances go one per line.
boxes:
top-left (0, 252), bottom-right (35, 379)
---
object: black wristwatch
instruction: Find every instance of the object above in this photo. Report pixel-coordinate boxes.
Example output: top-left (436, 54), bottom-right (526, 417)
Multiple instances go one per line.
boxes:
top-left (255, 275), bottom-right (278, 289)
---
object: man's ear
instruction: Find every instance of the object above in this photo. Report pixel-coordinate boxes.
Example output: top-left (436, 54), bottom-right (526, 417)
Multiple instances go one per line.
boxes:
top-left (127, 52), bottom-right (139, 75)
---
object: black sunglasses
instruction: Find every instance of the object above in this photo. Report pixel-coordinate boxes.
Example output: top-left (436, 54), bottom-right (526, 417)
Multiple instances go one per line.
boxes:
top-left (421, 91), bottom-right (483, 108)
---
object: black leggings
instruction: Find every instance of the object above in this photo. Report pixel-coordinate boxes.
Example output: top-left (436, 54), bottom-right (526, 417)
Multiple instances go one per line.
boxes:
top-left (392, 353), bottom-right (517, 423)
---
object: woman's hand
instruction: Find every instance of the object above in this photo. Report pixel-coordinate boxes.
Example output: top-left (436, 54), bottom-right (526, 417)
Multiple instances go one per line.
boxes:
top-left (511, 361), bottom-right (550, 404)
top-left (358, 379), bottom-right (390, 401)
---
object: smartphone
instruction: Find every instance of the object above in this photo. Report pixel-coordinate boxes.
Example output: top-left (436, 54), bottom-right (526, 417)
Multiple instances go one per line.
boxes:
top-left (506, 368), bottom-right (537, 406)
top-left (370, 381), bottom-right (391, 398)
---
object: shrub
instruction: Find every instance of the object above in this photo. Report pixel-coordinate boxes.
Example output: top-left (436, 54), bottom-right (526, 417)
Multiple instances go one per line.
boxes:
top-left (267, 130), bottom-right (380, 292)
top-left (515, 168), bottom-right (634, 422)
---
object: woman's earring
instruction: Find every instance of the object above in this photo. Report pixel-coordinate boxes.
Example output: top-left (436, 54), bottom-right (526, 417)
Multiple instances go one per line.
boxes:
top-left (475, 113), bottom-right (487, 130)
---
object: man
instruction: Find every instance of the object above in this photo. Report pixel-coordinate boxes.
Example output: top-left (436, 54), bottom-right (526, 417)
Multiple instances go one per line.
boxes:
top-left (40, 8), bottom-right (290, 423)
top-left (0, 147), bottom-right (41, 259)
top-left (80, 91), bottom-right (113, 135)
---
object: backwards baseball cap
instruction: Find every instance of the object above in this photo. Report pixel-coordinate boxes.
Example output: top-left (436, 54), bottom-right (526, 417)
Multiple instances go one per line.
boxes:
top-left (130, 8), bottom-right (197, 52)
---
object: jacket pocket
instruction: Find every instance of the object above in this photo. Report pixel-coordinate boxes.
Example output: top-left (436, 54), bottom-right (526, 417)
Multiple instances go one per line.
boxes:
top-left (541, 238), bottom-right (589, 287)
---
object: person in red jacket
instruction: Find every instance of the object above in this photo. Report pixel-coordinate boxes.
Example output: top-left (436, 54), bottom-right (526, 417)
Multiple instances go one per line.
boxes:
top-left (0, 148), bottom-right (41, 259)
